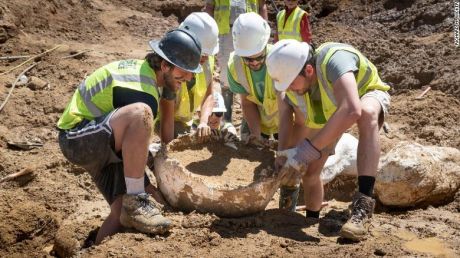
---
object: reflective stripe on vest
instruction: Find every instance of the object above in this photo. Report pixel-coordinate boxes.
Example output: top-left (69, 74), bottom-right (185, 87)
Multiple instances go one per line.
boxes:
top-left (276, 6), bottom-right (306, 41)
top-left (57, 60), bottom-right (159, 130)
top-left (78, 73), bottom-right (157, 117)
top-left (316, 43), bottom-right (390, 111)
top-left (214, 0), bottom-right (259, 35)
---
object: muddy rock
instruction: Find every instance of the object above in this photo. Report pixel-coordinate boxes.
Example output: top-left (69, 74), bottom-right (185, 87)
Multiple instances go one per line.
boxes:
top-left (27, 76), bottom-right (48, 90)
top-left (375, 142), bottom-right (460, 207)
top-left (321, 133), bottom-right (358, 184)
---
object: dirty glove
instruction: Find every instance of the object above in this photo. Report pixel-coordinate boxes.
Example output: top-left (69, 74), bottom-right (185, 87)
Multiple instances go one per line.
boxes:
top-left (148, 142), bottom-right (162, 157)
top-left (196, 122), bottom-right (212, 142)
top-left (245, 134), bottom-right (268, 148)
top-left (277, 139), bottom-right (322, 171)
top-left (222, 123), bottom-right (238, 143)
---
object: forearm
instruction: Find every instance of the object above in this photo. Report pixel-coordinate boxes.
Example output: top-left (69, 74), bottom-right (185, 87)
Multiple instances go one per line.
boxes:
top-left (311, 72), bottom-right (361, 150)
top-left (160, 98), bottom-right (175, 144)
top-left (241, 94), bottom-right (261, 136)
top-left (259, 1), bottom-right (268, 20)
top-left (199, 85), bottom-right (214, 124)
top-left (277, 94), bottom-right (294, 150)
top-left (310, 107), bottom-right (359, 150)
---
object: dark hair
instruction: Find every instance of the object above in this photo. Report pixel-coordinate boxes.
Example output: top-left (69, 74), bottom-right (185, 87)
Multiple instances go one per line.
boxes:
top-left (145, 52), bottom-right (173, 71)
top-left (298, 45), bottom-right (316, 77)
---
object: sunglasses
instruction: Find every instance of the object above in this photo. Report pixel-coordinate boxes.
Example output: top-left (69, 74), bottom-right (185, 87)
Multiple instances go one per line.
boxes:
top-left (242, 54), bottom-right (266, 63)
top-left (212, 112), bottom-right (223, 117)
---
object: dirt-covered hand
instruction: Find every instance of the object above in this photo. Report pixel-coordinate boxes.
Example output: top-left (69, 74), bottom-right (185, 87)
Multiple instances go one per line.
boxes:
top-left (277, 148), bottom-right (303, 171)
top-left (245, 134), bottom-right (268, 148)
top-left (197, 123), bottom-right (212, 142)
top-left (277, 140), bottom-right (321, 170)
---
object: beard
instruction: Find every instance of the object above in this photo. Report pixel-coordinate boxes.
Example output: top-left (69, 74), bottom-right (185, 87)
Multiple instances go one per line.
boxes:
top-left (163, 71), bottom-right (179, 92)
top-left (248, 61), bottom-right (265, 71)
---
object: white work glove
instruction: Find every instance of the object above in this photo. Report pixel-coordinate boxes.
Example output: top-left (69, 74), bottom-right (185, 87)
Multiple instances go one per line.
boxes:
top-left (196, 122), bottom-right (212, 142)
top-left (277, 139), bottom-right (322, 184)
top-left (148, 142), bottom-right (162, 157)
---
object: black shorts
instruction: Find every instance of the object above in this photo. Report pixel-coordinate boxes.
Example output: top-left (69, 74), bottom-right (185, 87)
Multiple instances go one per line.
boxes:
top-left (58, 110), bottom-right (149, 205)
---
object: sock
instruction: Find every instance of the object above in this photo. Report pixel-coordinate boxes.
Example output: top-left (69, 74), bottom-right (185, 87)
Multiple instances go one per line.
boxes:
top-left (125, 176), bottom-right (145, 195)
top-left (306, 209), bottom-right (320, 218)
top-left (358, 176), bottom-right (375, 197)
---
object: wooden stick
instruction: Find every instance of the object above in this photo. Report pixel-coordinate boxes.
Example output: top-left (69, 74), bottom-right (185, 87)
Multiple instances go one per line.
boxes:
top-left (0, 62), bottom-right (39, 112)
top-left (0, 167), bottom-right (34, 183)
top-left (0, 45), bottom-right (61, 76)
top-left (415, 86), bottom-right (431, 99)
top-left (0, 55), bottom-right (32, 61)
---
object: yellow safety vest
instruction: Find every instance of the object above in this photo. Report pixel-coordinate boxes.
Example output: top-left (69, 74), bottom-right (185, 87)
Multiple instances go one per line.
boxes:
top-left (213, 0), bottom-right (259, 35)
top-left (228, 45), bottom-right (279, 135)
top-left (174, 56), bottom-right (215, 123)
top-left (287, 42), bottom-right (390, 128)
top-left (276, 6), bottom-right (307, 41)
top-left (57, 59), bottom-right (160, 130)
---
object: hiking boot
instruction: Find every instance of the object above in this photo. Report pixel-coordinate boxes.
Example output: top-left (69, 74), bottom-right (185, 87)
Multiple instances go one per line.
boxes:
top-left (279, 186), bottom-right (300, 212)
top-left (120, 193), bottom-right (172, 234)
top-left (340, 192), bottom-right (375, 241)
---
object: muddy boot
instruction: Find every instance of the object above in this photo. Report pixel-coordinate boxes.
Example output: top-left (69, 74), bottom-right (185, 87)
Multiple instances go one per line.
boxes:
top-left (120, 193), bottom-right (172, 234)
top-left (340, 192), bottom-right (376, 241)
top-left (279, 186), bottom-right (300, 212)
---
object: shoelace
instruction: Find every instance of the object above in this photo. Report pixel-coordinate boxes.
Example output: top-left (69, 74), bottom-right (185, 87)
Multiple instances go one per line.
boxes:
top-left (350, 198), bottom-right (369, 223)
top-left (137, 195), bottom-right (157, 214)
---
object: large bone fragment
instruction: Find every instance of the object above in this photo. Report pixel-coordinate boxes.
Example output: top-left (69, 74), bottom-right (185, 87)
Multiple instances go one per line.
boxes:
top-left (153, 137), bottom-right (280, 217)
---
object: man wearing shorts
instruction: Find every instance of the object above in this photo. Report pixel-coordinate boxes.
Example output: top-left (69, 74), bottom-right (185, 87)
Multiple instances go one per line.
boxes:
top-left (56, 29), bottom-right (202, 244)
top-left (266, 40), bottom-right (391, 241)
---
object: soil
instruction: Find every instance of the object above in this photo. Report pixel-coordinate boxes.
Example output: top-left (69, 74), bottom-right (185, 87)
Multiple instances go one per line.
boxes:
top-left (0, 0), bottom-right (459, 257)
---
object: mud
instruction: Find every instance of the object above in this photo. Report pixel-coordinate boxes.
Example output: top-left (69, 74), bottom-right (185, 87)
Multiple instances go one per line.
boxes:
top-left (0, 0), bottom-right (459, 257)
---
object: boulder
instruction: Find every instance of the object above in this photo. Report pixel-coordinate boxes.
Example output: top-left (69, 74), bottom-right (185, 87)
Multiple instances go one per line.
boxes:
top-left (375, 142), bottom-right (460, 207)
top-left (321, 133), bottom-right (358, 184)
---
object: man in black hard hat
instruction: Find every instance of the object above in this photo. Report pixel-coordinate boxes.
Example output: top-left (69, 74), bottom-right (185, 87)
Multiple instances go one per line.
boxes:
top-left (57, 29), bottom-right (202, 244)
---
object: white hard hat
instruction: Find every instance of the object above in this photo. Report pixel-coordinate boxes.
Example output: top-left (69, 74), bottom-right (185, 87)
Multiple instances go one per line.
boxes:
top-left (266, 39), bottom-right (313, 91)
top-left (212, 92), bottom-right (227, 112)
top-left (232, 13), bottom-right (270, 57)
top-left (179, 12), bottom-right (219, 56)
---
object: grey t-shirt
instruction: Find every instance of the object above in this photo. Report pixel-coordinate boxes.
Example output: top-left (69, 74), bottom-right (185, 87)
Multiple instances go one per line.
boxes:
top-left (325, 50), bottom-right (359, 84)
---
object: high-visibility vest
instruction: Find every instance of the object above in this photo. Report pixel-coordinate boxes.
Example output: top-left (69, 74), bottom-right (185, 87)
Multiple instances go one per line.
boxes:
top-left (228, 45), bottom-right (279, 135)
top-left (286, 42), bottom-right (390, 129)
top-left (276, 6), bottom-right (307, 41)
top-left (57, 59), bottom-right (160, 130)
top-left (213, 0), bottom-right (259, 35)
top-left (174, 56), bottom-right (215, 123)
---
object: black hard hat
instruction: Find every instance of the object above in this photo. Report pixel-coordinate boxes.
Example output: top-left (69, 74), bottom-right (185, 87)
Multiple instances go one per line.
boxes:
top-left (149, 28), bottom-right (202, 73)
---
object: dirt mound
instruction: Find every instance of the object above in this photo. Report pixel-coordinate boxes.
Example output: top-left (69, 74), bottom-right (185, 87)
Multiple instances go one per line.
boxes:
top-left (0, 0), bottom-right (459, 256)
top-left (307, 0), bottom-right (460, 97)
